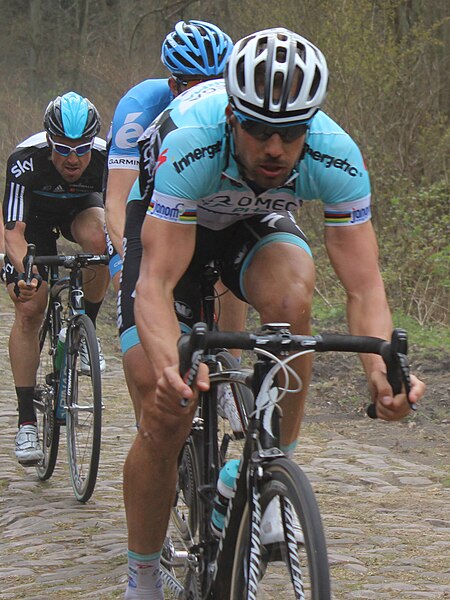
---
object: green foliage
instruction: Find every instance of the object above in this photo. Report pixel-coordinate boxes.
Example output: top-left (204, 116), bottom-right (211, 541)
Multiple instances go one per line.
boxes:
top-left (312, 295), bottom-right (450, 350)
top-left (391, 310), bottom-right (450, 351)
top-left (0, 0), bottom-right (448, 335)
top-left (379, 181), bottom-right (449, 325)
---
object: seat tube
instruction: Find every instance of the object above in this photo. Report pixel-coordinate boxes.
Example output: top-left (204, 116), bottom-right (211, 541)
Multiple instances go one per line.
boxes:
top-left (69, 267), bottom-right (85, 314)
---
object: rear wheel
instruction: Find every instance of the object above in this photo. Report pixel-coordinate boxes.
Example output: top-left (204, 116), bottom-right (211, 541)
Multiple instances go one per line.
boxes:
top-left (162, 423), bottom-right (203, 598)
top-left (65, 315), bottom-right (102, 502)
top-left (229, 458), bottom-right (331, 600)
top-left (35, 312), bottom-right (60, 480)
top-left (215, 351), bottom-right (253, 465)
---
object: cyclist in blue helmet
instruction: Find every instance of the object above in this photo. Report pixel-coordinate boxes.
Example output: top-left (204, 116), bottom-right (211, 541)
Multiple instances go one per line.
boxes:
top-left (104, 21), bottom-right (246, 599)
top-left (3, 91), bottom-right (109, 466)
top-left (105, 20), bottom-right (234, 289)
top-left (161, 19), bottom-right (233, 77)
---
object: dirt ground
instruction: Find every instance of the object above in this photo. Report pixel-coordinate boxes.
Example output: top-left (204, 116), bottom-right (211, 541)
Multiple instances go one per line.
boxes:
top-left (310, 345), bottom-right (450, 462)
top-left (1, 286), bottom-right (449, 599)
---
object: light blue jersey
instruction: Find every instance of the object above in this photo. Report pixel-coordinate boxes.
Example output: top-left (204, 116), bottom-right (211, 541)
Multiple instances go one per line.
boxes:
top-left (108, 79), bottom-right (173, 172)
top-left (139, 80), bottom-right (371, 231)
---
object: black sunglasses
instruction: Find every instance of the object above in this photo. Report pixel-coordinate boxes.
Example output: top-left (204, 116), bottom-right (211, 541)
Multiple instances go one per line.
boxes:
top-left (175, 77), bottom-right (203, 88)
top-left (239, 118), bottom-right (308, 142)
top-left (174, 75), bottom-right (221, 90)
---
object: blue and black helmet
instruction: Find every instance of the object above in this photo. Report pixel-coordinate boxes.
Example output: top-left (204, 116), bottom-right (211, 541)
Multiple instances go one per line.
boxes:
top-left (44, 91), bottom-right (101, 139)
top-left (161, 20), bottom-right (233, 76)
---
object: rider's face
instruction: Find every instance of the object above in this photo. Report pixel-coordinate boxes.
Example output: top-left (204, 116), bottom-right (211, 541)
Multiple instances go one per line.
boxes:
top-left (229, 111), bottom-right (306, 190)
top-left (49, 136), bottom-right (92, 183)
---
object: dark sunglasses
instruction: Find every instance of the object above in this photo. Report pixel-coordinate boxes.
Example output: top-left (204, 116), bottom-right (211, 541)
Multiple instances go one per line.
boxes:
top-left (175, 77), bottom-right (205, 89)
top-left (235, 113), bottom-right (308, 142)
top-left (174, 75), bottom-right (221, 90)
top-left (48, 137), bottom-right (94, 157)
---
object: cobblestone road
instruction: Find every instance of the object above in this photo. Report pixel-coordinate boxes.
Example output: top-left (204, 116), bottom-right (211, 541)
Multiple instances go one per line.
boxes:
top-left (0, 301), bottom-right (449, 599)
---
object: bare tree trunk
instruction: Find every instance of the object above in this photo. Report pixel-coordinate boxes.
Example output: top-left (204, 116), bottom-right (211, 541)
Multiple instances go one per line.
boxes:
top-left (73, 0), bottom-right (90, 91)
top-left (29, 0), bottom-right (43, 97)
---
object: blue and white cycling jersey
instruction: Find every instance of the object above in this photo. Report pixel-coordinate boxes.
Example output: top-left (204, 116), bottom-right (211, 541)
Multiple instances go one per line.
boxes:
top-left (139, 80), bottom-right (371, 231)
top-left (108, 78), bottom-right (173, 172)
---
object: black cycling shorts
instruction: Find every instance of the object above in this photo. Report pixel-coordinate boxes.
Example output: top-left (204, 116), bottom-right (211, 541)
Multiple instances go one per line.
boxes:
top-left (4, 192), bottom-right (103, 283)
top-left (119, 211), bottom-right (311, 352)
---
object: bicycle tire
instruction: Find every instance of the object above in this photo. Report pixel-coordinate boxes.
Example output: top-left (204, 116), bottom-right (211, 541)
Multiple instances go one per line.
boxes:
top-left (35, 309), bottom-right (60, 480)
top-left (228, 457), bottom-right (331, 600)
top-left (171, 431), bottom-right (203, 543)
top-left (65, 314), bottom-right (102, 502)
top-left (162, 430), bottom-right (203, 598)
top-left (216, 351), bottom-right (253, 450)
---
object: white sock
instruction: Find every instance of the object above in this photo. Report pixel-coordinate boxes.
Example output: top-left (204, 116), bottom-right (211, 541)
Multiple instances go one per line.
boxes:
top-left (124, 550), bottom-right (163, 600)
top-left (281, 440), bottom-right (297, 459)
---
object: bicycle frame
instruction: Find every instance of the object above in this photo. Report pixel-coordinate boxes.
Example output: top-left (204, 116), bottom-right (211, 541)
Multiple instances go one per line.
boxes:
top-left (209, 350), bottom-right (287, 598)
top-left (26, 243), bottom-right (108, 502)
top-left (175, 323), bottom-right (413, 599)
top-left (42, 261), bottom-right (89, 422)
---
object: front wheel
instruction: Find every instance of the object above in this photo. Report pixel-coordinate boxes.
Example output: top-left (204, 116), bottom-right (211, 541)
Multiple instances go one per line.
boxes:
top-left (65, 314), bottom-right (102, 502)
top-left (35, 312), bottom-right (60, 480)
top-left (229, 458), bottom-right (331, 600)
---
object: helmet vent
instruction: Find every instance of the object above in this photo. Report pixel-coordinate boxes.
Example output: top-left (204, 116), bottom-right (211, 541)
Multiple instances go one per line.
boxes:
top-left (290, 67), bottom-right (303, 103)
top-left (237, 57), bottom-right (246, 91)
top-left (309, 67), bottom-right (321, 100)
top-left (296, 41), bottom-right (307, 62)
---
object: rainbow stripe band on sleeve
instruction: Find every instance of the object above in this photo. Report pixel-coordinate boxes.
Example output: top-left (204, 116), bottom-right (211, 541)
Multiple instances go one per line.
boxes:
top-left (324, 210), bottom-right (352, 225)
top-left (178, 210), bottom-right (197, 223)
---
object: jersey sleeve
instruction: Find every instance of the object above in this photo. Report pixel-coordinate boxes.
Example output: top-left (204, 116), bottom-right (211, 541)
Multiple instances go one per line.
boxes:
top-left (108, 82), bottom-right (173, 172)
top-left (299, 122), bottom-right (372, 227)
top-left (108, 95), bottom-right (147, 171)
top-left (3, 150), bottom-right (32, 224)
top-left (141, 125), bottom-right (223, 226)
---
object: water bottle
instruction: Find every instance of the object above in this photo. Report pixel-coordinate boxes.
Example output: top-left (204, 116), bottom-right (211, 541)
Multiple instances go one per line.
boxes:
top-left (211, 459), bottom-right (240, 537)
top-left (54, 327), bottom-right (67, 371)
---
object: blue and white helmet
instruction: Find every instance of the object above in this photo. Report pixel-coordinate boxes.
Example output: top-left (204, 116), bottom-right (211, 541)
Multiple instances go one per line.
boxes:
top-left (161, 20), bottom-right (233, 76)
top-left (225, 28), bottom-right (328, 124)
top-left (44, 91), bottom-right (101, 139)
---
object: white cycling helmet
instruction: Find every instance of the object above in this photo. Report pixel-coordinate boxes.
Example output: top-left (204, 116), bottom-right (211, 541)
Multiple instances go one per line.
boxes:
top-left (225, 28), bottom-right (328, 125)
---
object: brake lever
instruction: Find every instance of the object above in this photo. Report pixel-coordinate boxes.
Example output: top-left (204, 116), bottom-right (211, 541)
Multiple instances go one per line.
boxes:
top-left (367, 328), bottom-right (415, 419)
top-left (23, 243), bottom-right (36, 285)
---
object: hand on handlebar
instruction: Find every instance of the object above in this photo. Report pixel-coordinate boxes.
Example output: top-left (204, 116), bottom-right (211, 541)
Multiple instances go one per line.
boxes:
top-left (14, 273), bottom-right (42, 303)
top-left (156, 363), bottom-right (209, 413)
top-left (369, 370), bottom-right (424, 421)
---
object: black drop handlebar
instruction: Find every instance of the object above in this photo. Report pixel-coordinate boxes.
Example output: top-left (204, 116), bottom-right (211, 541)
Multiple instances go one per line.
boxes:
top-left (23, 243), bottom-right (109, 276)
top-left (178, 322), bottom-right (415, 418)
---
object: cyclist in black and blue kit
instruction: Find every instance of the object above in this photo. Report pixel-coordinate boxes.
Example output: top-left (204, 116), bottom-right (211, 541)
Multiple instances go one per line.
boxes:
top-left (3, 91), bottom-right (109, 466)
top-left (125, 27), bottom-right (426, 599)
top-left (110, 21), bottom-right (243, 598)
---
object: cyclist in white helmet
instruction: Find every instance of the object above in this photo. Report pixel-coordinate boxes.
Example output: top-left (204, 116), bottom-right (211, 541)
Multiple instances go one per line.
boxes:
top-left (129, 28), bottom-right (425, 599)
